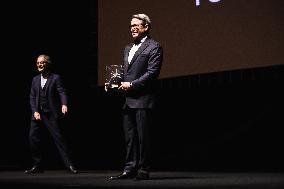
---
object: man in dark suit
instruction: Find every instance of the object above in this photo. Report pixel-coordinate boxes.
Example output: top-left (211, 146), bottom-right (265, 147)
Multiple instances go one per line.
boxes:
top-left (109, 13), bottom-right (163, 180)
top-left (24, 54), bottom-right (78, 174)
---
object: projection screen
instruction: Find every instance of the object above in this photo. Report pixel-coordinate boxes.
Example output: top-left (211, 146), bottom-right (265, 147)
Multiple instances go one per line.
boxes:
top-left (98, 0), bottom-right (284, 85)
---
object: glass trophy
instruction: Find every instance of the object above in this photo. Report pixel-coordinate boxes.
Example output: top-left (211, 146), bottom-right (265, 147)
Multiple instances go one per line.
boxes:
top-left (105, 64), bottom-right (124, 90)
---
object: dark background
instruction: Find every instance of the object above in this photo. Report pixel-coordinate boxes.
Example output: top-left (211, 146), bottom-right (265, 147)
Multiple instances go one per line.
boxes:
top-left (1, 0), bottom-right (284, 172)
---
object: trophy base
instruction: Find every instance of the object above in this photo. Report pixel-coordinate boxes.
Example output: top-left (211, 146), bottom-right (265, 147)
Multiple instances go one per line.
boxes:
top-left (110, 84), bottom-right (119, 88)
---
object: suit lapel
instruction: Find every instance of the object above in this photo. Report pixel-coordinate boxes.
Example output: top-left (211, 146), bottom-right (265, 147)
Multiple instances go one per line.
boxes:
top-left (128, 39), bottom-right (150, 70)
top-left (124, 45), bottom-right (132, 71)
top-left (36, 75), bottom-right (41, 97)
top-left (43, 73), bottom-right (53, 95)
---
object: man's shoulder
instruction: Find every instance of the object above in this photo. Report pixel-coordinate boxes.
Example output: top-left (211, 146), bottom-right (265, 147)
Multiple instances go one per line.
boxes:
top-left (51, 73), bottom-right (60, 77)
top-left (125, 42), bottom-right (133, 48)
top-left (32, 74), bottom-right (40, 80)
top-left (49, 73), bottom-right (62, 79)
top-left (147, 38), bottom-right (162, 48)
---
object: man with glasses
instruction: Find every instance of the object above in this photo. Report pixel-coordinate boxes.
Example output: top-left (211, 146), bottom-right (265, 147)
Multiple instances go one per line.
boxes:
top-left (24, 54), bottom-right (78, 174)
top-left (108, 13), bottom-right (163, 180)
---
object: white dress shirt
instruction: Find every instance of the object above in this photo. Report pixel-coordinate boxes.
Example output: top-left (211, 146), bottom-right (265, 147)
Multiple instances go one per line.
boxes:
top-left (128, 36), bottom-right (148, 64)
top-left (41, 74), bottom-right (47, 89)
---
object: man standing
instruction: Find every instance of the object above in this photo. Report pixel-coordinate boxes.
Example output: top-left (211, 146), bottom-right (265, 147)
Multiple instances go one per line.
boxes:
top-left (25, 54), bottom-right (78, 174)
top-left (109, 14), bottom-right (163, 180)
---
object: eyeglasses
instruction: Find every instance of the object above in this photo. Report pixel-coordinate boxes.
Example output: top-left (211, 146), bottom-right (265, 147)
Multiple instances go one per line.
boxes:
top-left (36, 61), bottom-right (47, 65)
top-left (129, 24), bottom-right (145, 29)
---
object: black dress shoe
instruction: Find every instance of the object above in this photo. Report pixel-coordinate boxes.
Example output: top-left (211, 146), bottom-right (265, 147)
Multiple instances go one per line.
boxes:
top-left (67, 166), bottom-right (78, 174)
top-left (134, 170), bottom-right (149, 180)
top-left (109, 171), bottom-right (136, 180)
top-left (24, 166), bottom-right (44, 174)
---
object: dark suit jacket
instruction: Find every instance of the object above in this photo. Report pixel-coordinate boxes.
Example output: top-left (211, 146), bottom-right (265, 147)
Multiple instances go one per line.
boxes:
top-left (30, 73), bottom-right (68, 120)
top-left (123, 37), bottom-right (163, 109)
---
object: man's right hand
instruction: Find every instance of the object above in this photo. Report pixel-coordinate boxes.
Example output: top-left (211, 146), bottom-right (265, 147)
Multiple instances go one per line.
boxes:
top-left (105, 83), bottom-right (109, 92)
top-left (34, 112), bottom-right (41, 120)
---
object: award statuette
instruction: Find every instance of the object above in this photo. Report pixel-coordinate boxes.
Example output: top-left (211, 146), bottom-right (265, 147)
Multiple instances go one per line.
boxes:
top-left (105, 65), bottom-right (124, 90)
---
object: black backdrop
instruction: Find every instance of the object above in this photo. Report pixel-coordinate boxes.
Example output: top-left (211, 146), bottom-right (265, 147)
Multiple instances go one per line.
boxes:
top-left (1, 0), bottom-right (284, 172)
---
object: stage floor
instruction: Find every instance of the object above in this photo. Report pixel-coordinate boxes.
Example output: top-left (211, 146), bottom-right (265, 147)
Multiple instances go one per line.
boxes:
top-left (0, 170), bottom-right (283, 188)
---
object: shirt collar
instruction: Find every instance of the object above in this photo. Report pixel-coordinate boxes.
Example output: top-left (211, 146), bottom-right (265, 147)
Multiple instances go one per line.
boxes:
top-left (134, 35), bottom-right (148, 45)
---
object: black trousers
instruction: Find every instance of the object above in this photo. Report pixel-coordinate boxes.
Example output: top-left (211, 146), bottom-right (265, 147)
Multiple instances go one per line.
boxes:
top-left (29, 112), bottom-right (72, 168)
top-left (123, 107), bottom-right (151, 172)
